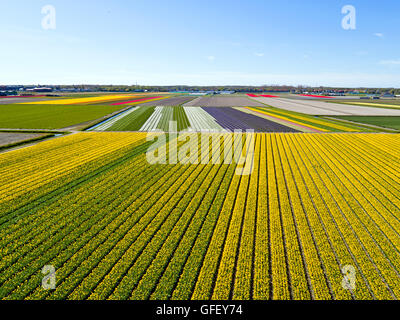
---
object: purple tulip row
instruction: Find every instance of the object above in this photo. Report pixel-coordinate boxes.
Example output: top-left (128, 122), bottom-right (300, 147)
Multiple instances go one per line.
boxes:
top-left (203, 107), bottom-right (299, 133)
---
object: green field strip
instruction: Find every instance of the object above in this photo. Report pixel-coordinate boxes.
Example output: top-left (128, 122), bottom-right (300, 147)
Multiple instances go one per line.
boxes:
top-left (106, 106), bottom-right (156, 131)
top-left (156, 107), bottom-right (174, 131)
top-left (328, 116), bottom-right (400, 131)
top-left (0, 104), bottom-right (125, 129)
top-left (173, 106), bottom-right (191, 131)
top-left (322, 117), bottom-right (396, 132)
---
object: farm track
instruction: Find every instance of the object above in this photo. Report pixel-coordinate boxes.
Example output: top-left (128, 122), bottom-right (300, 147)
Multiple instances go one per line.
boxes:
top-left (0, 132), bottom-right (399, 300)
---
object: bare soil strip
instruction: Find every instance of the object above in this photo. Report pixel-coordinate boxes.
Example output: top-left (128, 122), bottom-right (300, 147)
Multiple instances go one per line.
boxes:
top-left (0, 98), bottom-right (54, 105)
top-left (0, 133), bottom-right (47, 147)
top-left (251, 97), bottom-right (400, 116)
top-left (138, 96), bottom-right (195, 106)
top-left (184, 97), bottom-right (264, 107)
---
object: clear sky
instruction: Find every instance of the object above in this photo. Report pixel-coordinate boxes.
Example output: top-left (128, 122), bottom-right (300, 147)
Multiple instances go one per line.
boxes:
top-left (1, 0), bottom-right (399, 87)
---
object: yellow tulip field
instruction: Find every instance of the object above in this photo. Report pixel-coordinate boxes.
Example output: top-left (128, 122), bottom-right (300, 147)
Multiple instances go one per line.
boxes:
top-left (0, 132), bottom-right (399, 300)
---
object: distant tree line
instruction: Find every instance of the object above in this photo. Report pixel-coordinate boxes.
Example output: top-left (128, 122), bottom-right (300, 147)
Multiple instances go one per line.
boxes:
top-left (55, 85), bottom-right (400, 95)
top-left (3, 85), bottom-right (400, 95)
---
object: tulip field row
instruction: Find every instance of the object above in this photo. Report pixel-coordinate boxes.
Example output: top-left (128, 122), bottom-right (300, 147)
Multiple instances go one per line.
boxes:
top-left (245, 107), bottom-right (369, 132)
top-left (0, 132), bottom-right (400, 300)
top-left (89, 106), bottom-right (304, 132)
top-left (19, 94), bottom-right (168, 106)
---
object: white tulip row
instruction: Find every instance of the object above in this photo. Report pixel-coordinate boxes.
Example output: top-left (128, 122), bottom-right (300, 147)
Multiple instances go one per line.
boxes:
top-left (140, 106), bottom-right (164, 131)
top-left (184, 107), bottom-right (223, 132)
top-left (90, 107), bottom-right (138, 131)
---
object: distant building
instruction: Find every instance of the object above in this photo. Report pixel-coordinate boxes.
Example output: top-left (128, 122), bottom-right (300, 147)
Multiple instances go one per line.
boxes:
top-left (26, 87), bottom-right (53, 93)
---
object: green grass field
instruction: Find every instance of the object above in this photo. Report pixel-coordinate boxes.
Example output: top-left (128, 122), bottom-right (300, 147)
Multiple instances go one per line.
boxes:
top-left (330, 99), bottom-right (400, 110)
top-left (0, 104), bottom-right (125, 129)
top-left (104, 106), bottom-right (191, 132)
top-left (107, 106), bottom-right (156, 131)
top-left (332, 116), bottom-right (400, 130)
top-left (173, 106), bottom-right (191, 131)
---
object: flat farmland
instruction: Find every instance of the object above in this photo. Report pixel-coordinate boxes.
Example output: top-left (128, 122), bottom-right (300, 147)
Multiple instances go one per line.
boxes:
top-left (332, 116), bottom-right (400, 130)
top-left (19, 94), bottom-right (163, 106)
top-left (1, 132), bottom-right (400, 300)
top-left (0, 97), bottom-right (54, 105)
top-left (334, 100), bottom-right (400, 110)
top-left (251, 97), bottom-right (400, 116)
top-left (0, 104), bottom-right (126, 129)
top-left (89, 105), bottom-right (298, 133)
top-left (245, 107), bottom-right (370, 132)
top-left (184, 96), bottom-right (264, 107)
top-left (0, 132), bottom-right (49, 148)
top-left (90, 96), bottom-right (168, 106)
top-left (138, 96), bottom-right (195, 106)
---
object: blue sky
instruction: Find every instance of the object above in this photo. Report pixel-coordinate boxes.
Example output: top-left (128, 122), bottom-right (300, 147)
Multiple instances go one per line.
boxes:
top-left (1, 0), bottom-right (399, 87)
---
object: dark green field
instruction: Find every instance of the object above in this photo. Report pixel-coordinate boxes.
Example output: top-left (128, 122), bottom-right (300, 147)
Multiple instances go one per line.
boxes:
top-left (106, 106), bottom-right (156, 131)
top-left (333, 116), bottom-right (400, 130)
top-left (0, 104), bottom-right (125, 129)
